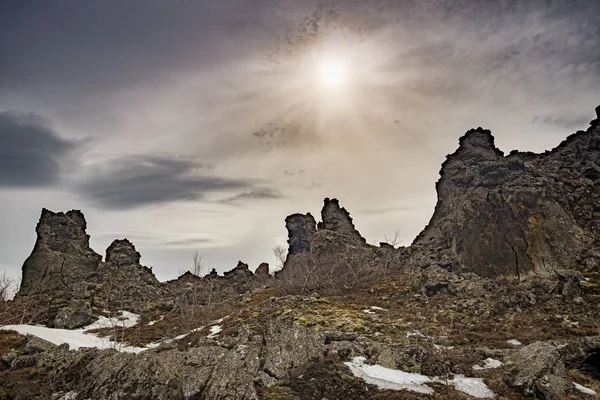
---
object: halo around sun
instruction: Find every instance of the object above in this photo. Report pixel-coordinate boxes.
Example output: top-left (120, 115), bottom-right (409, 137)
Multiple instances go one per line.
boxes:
top-left (317, 56), bottom-right (349, 89)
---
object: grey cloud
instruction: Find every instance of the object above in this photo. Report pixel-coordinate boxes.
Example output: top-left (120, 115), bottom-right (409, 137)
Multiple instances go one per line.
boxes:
top-left (0, 111), bottom-right (79, 187)
top-left (220, 188), bottom-right (284, 204)
top-left (533, 114), bottom-right (593, 130)
top-left (76, 155), bottom-right (272, 210)
top-left (96, 232), bottom-right (213, 250)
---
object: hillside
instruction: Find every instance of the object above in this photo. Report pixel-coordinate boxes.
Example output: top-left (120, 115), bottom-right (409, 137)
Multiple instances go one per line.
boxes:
top-left (0, 106), bottom-right (599, 400)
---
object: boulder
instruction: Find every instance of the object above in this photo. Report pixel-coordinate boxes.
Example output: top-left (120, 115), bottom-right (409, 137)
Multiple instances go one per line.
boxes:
top-left (508, 342), bottom-right (570, 400)
top-left (54, 299), bottom-right (92, 329)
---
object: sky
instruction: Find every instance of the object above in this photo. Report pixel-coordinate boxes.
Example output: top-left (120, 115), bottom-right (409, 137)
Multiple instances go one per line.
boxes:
top-left (1, 0), bottom-right (599, 283)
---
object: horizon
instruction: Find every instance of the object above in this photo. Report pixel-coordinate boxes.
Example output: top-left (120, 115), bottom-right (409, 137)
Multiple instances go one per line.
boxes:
top-left (1, 0), bottom-right (599, 283)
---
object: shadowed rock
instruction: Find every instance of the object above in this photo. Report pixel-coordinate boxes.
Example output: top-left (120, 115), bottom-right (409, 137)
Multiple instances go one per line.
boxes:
top-left (18, 209), bottom-right (102, 296)
top-left (318, 198), bottom-right (366, 243)
top-left (412, 106), bottom-right (600, 278)
top-left (105, 239), bottom-right (141, 266)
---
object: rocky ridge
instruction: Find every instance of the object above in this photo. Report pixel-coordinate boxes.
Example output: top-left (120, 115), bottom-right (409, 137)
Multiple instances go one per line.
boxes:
top-left (1, 106), bottom-right (600, 399)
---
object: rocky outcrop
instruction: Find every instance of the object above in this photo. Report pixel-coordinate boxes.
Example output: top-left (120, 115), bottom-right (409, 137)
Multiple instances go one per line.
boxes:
top-left (105, 239), bottom-right (141, 265)
top-left (318, 198), bottom-right (366, 244)
top-left (14, 210), bottom-right (168, 325)
top-left (285, 213), bottom-right (317, 255)
top-left (255, 262), bottom-right (270, 280)
top-left (18, 209), bottom-right (102, 296)
top-left (100, 239), bottom-right (165, 312)
top-left (412, 106), bottom-right (600, 278)
top-left (223, 261), bottom-right (255, 293)
top-left (279, 198), bottom-right (389, 292)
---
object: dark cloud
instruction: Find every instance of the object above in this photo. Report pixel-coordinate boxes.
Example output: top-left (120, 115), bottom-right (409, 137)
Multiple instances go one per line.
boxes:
top-left (0, 111), bottom-right (79, 187)
top-left (220, 188), bottom-right (284, 204)
top-left (76, 155), bottom-right (279, 210)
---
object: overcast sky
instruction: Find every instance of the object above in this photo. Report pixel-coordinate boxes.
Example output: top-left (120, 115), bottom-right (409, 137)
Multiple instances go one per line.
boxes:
top-left (1, 0), bottom-right (599, 282)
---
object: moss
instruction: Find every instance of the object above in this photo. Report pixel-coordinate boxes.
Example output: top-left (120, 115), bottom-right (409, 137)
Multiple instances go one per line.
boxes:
top-left (263, 385), bottom-right (296, 400)
top-left (295, 301), bottom-right (372, 333)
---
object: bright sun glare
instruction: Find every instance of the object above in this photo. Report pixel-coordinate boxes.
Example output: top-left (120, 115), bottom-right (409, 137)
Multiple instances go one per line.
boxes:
top-left (318, 57), bottom-right (348, 88)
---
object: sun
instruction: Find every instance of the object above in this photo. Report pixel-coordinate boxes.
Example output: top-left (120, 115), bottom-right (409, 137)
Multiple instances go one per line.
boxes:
top-left (317, 57), bottom-right (348, 89)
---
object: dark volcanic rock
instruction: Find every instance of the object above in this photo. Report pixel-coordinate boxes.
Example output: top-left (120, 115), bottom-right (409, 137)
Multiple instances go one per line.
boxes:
top-left (224, 261), bottom-right (255, 293)
top-left (279, 198), bottom-right (390, 292)
top-left (18, 209), bottom-right (102, 296)
top-left (318, 198), bottom-right (366, 243)
top-left (412, 108), bottom-right (600, 278)
top-left (53, 299), bottom-right (92, 329)
top-left (105, 239), bottom-right (141, 265)
top-left (255, 262), bottom-right (271, 280)
top-left (285, 213), bottom-right (317, 255)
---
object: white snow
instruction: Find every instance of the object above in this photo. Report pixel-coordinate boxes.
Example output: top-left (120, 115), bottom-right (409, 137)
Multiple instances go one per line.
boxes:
top-left (345, 357), bottom-right (434, 394)
top-left (472, 358), bottom-right (503, 370)
top-left (84, 310), bottom-right (140, 330)
top-left (362, 309), bottom-right (376, 314)
top-left (370, 306), bottom-right (386, 311)
top-left (0, 310), bottom-right (143, 353)
top-left (207, 325), bottom-right (222, 338)
top-left (345, 356), bottom-right (495, 398)
top-left (0, 324), bottom-right (145, 353)
top-left (443, 375), bottom-right (495, 398)
top-left (147, 315), bottom-right (164, 326)
top-left (573, 382), bottom-right (597, 396)
top-left (506, 339), bottom-right (522, 345)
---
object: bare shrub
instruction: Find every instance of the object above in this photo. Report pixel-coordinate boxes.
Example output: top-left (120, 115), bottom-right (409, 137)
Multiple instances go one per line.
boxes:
top-left (275, 235), bottom-right (375, 296)
top-left (176, 250), bottom-right (216, 331)
top-left (273, 245), bottom-right (287, 272)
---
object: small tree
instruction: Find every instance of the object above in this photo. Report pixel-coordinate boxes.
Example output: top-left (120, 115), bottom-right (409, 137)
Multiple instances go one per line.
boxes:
top-left (273, 245), bottom-right (288, 271)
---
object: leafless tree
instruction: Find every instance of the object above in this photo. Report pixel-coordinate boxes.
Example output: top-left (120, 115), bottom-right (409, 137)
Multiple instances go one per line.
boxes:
top-left (383, 229), bottom-right (403, 247)
top-left (0, 272), bottom-right (15, 301)
top-left (273, 245), bottom-right (288, 271)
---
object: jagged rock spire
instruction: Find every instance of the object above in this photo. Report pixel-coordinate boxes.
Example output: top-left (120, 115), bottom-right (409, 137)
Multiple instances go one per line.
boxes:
top-left (18, 209), bottom-right (102, 296)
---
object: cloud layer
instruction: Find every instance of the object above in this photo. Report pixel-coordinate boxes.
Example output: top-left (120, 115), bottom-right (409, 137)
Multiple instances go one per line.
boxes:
top-left (0, 112), bottom-right (79, 187)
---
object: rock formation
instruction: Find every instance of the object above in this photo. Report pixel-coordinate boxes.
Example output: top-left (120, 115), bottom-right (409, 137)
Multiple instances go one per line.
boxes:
top-left (254, 262), bottom-right (270, 280)
top-left (18, 209), bottom-right (102, 296)
top-left (318, 198), bottom-right (366, 244)
top-left (412, 107), bottom-right (600, 278)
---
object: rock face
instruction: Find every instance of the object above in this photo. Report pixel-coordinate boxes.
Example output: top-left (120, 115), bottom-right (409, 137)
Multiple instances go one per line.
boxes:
top-left (279, 198), bottom-right (381, 292)
top-left (318, 198), bottom-right (366, 244)
top-left (105, 239), bottom-right (141, 265)
top-left (412, 108), bottom-right (600, 278)
top-left (19, 209), bottom-right (102, 296)
top-left (285, 213), bottom-right (317, 255)
top-left (53, 299), bottom-right (92, 329)
top-left (255, 262), bottom-right (270, 280)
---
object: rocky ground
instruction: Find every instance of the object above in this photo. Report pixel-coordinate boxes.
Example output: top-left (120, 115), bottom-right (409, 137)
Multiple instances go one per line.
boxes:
top-left (0, 106), bottom-right (599, 400)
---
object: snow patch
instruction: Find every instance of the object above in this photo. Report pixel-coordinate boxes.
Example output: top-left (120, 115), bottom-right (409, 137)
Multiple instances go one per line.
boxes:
top-left (362, 309), bottom-right (376, 315)
top-left (573, 382), bottom-right (597, 396)
top-left (1, 324), bottom-right (145, 353)
top-left (85, 311), bottom-right (140, 330)
top-left (345, 357), bottom-right (495, 398)
top-left (506, 339), bottom-right (522, 345)
top-left (207, 325), bottom-right (222, 338)
top-left (473, 358), bottom-right (503, 370)
top-left (370, 306), bottom-right (386, 311)
top-left (344, 357), bottom-right (433, 394)
top-left (443, 375), bottom-right (495, 398)
top-left (147, 315), bottom-right (164, 326)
